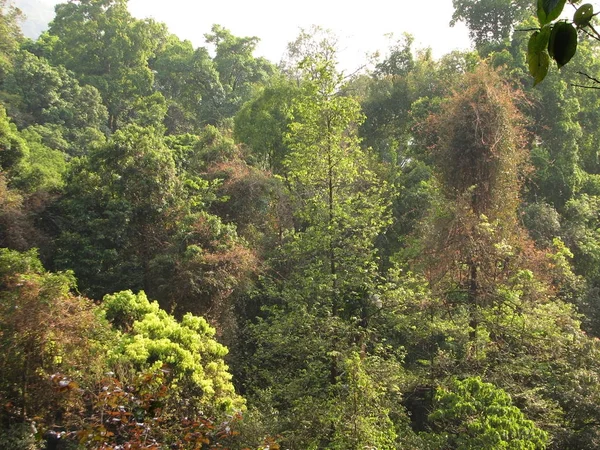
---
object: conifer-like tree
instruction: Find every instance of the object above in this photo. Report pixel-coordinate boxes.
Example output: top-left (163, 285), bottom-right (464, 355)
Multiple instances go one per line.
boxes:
top-left (241, 49), bottom-right (403, 449)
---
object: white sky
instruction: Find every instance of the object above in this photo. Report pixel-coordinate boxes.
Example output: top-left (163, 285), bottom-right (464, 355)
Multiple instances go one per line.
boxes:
top-left (127, 0), bottom-right (472, 71)
top-left (31, 0), bottom-right (473, 71)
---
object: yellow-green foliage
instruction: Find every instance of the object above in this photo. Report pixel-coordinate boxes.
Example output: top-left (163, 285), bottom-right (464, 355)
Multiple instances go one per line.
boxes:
top-left (430, 377), bottom-right (549, 449)
top-left (103, 290), bottom-right (243, 412)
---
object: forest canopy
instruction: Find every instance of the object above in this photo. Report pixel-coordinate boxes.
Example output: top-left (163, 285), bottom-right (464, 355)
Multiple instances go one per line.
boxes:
top-left (2, 0), bottom-right (600, 448)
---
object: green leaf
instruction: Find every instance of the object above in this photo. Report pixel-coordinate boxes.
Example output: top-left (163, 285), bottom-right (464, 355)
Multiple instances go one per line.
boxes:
top-left (548, 21), bottom-right (578, 68)
top-left (530, 26), bottom-right (552, 54)
top-left (574, 3), bottom-right (594, 27)
top-left (528, 32), bottom-right (551, 85)
top-left (537, 0), bottom-right (567, 25)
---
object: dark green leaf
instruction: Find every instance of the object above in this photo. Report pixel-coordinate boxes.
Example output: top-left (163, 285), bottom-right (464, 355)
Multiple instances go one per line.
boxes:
top-left (548, 21), bottom-right (578, 68)
top-left (537, 0), bottom-right (567, 25)
top-left (574, 3), bottom-right (594, 27)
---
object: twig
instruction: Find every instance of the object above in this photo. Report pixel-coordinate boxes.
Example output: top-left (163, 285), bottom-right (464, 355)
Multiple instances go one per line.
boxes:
top-left (577, 71), bottom-right (600, 84)
top-left (572, 72), bottom-right (600, 89)
top-left (571, 83), bottom-right (600, 89)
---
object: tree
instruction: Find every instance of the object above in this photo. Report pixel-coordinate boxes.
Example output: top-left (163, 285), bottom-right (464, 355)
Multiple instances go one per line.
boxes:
top-left (0, 0), bottom-right (22, 84)
top-left (15, 126), bottom-right (67, 192)
top-left (0, 106), bottom-right (66, 253)
top-left (0, 173), bottom-right (30, 250)
top-left (0, 248), bottom-right (114, 444)
top-left (238, 48), bottom-right (403, 449)
top-left (0, 102), bottom-right (26, 174)
top-left (2, 49), bottom-right (108, 135)
top-left (234, 77), bottom-right (299, 172)
top-left (150, 210), bottom-right (258, 322)
top-left (429, 377), bottom-right (549, 449)
top-left (0, 249), bottom-right (251, 448)
top-left (53, 124), bottom-right (180, 298)
top-left (395, 61), bottom-right (600, 448)
top-left (152, 34), bottom-right (223, 133)
top-left (102, 289), bottom-right (244, 414)
top-left (359, 41), bottom-right (481, 263)
top-left (280, 26), bottom-right (340, 80)
top-left (47, 0), bottom-right (166, 130)
top-left (422, 64), bottom-right (528, 342)
top-left (282, 54), bottom-right (390, 307)
top-left (526, 72), bottom-right (584, 209)
top-left (452, 0), bottom-right (532, 48)
top-left (204, 25), bottom-right (275, 122)
top-left (360, 34), bottom-right (418, 162)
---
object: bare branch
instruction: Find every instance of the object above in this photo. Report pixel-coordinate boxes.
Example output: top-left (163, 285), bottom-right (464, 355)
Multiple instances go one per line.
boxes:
top-left (576, 71), bottom-right (600, 86)
top-left (571, 83), bottom-right (600, 90)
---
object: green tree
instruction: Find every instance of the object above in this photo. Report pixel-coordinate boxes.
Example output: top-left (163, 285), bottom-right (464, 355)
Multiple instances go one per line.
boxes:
top-left (392, 60), bottom-right (600, 448)
top-left (152, 34), bottom-right (223, 132)
top-left (0, 102), bottom-right (26, 174)
top-left (0, 107), bottom-right (65, 252)
top-left (527, 72), bottom-right (584, 209)
top-left (205, 24), bottom-right (275, 123)
top-left (47, 0), bottom-right (166, 130)
top-left (102, 289), bottom-right (244, 414)
top-left (239, 49), bottom-right (403, 449)
top-left (280, 26), bottom-right (340, 80)
top-left (452, 0), bottom-right (532, 48)
top-left (0, 248), bottom-right (114, 444)
top-left (282, 54), bottom-right (390, 306)
top-left (0, 0), bottom-right (22, 84)
top-left (2, 49), bottom-right (108, 144)
top-left (54, 124), bottom-right (180, 298)
top-left (53, 123), bottom-right (256, 325)
top-left (234, 77), bottom-right (299, 172)
top-left (15, 126), bottom-right (67, 192)
top-left (429, 377), bottom-right (549, 449)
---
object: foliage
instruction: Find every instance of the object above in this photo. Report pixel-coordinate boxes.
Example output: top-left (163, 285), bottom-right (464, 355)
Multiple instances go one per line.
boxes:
top-left (102, 289), bottom-right (245, 414)
top-left (75, 369), bottom-right (245, 449)
top-left (429, 377), bottom-right (549, 449)
top-left (328, 352), bottom-right (399, 449)
top-left (2, 49), bottom-right (108, 132)
top-left (234, 78), bottom-right (299, 172)
top-left (204, 24), bottom-right (276, 123)
top-left (3, 2), bottom-right (600, 448)
top-left (429, 63), bottom-right (526, 219)
top-left (418, 64), bottom-right (530, 353)
top-left (282, 52), bottom-right (390, 304)
top-left (0, 0), bottom-right (22, 83)
top-left (53, 124), bottom-right (180, 298)
top-left (15, 126), bottom-right (67, 192)
top-left (47, 0), bottom-right (166, 130)
top-left (452, 0), bottom-right (532, 48)
top-left (0, 173), bottom-right (30, 250)
top-left (152, 34), bottom-right (222, 132)
top-left (0, 103), bottom-right (26, 173)
top-left (151, 211), bottom-right (258, 321)
top-left (527, 0), bottom-right (599, 84)
top-left (236, 46), bottom-right (410, 449)
top-left (0, 248), bottom-right (114, 439)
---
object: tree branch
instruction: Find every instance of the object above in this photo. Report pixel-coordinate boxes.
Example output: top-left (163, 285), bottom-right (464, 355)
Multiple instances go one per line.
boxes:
top-left (572, 72), bottom-right (600, 89)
